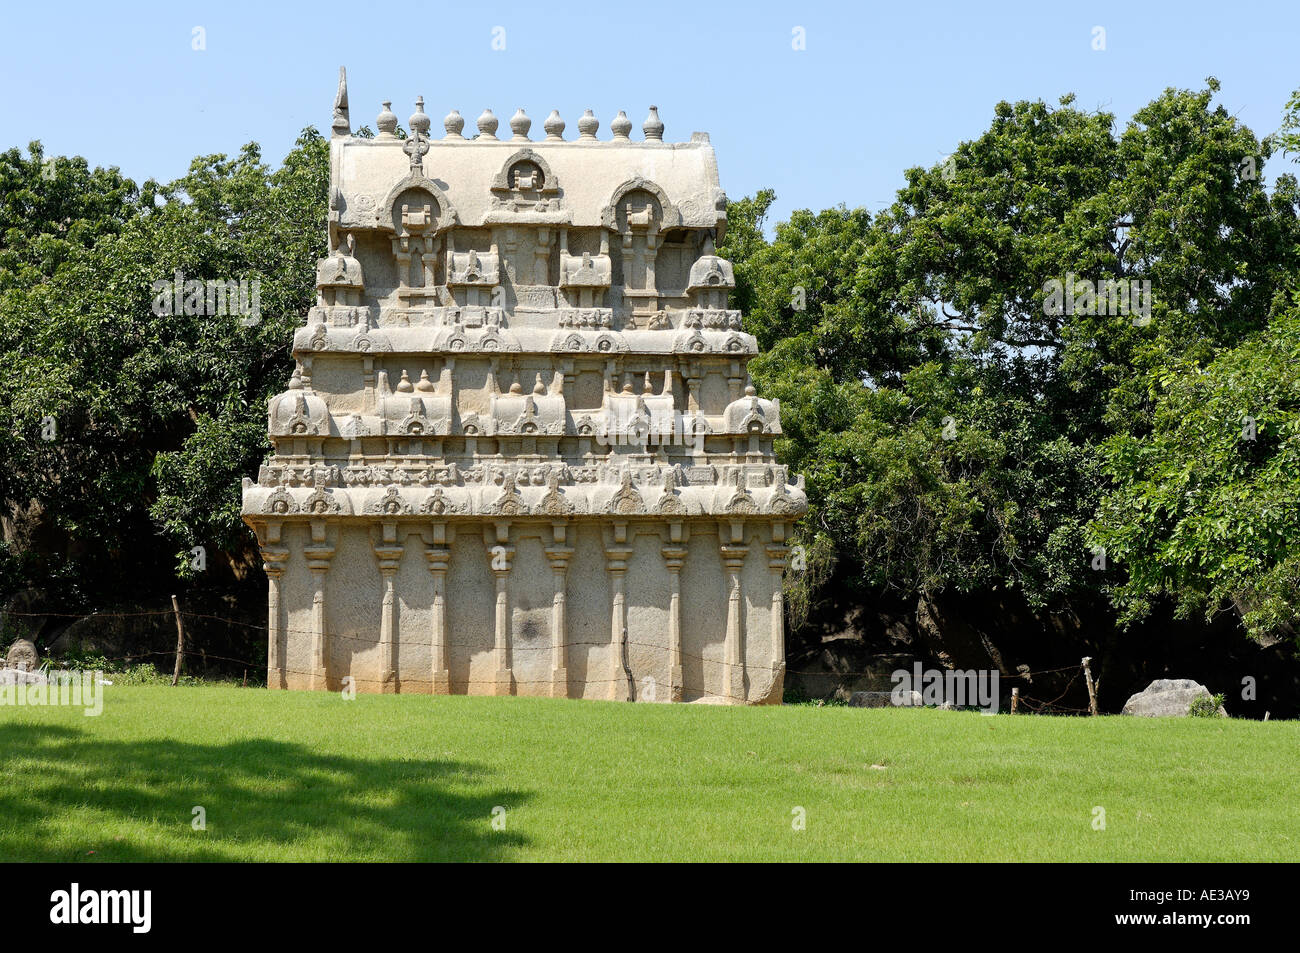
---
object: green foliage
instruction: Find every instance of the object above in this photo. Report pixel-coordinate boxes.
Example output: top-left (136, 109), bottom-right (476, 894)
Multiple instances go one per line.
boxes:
top-left (0, 130), bottom-right (327, 603)
top-left (1092, 306), bottom-right (1300, 638)
top-left (725, 82), bottom-right (1300, 638)
top-left (1189, 693), bottom-right (1227, 718)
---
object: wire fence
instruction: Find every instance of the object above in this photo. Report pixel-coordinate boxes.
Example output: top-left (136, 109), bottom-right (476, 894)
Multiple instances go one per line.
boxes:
top-left (2, 606), bottom-right (1096, 712)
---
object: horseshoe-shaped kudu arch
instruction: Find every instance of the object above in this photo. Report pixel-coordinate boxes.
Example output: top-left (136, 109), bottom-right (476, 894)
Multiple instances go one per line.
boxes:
top-left (241, 70), bottom-right (806, 701)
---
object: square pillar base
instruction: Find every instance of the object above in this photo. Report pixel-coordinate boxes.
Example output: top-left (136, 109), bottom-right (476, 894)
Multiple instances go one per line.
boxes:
top-left (493, 669), bottom-right (514, 696)
top-left (727, 664), bottom-right (744, 703)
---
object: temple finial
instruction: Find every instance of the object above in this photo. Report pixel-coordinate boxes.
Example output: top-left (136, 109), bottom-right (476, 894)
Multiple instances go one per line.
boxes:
top-left (377, 101), bottom-right (398, 138)
top-left (643, 106), bottom-right (664, 141)
top-left (611, 110), bottom-right (632, 141)
top-left (544, 110), bottom-right (565, 141)
top-left (332, 67), bottom-right (350, 138)
top-left (409, 97), bottom-right (432, 137)
top-left (510, 108), bottom-right (532, 141)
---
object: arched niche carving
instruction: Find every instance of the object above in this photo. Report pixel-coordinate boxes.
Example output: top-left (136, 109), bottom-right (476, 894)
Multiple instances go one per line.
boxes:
top-left (600, 177), bottom-right (681, 231)
top-left (490, 149), bottom-right (562, 198)
top-left (381, 173), bottom-right (459, 236)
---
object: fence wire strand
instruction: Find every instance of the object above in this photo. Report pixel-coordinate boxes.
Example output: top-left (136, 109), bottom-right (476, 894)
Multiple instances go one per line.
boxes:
top-left (3, 607), bottom-right (1092, 710)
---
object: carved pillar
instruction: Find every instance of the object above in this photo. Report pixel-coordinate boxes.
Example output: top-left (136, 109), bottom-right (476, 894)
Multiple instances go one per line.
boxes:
top-left (720, 521), bottom-right (750, 702)
top-left (545, 522), bottom-right (573, 699)
top-left (424, 521), bottom-right (452, 694)
top-left (373, 524), bottom-right (404, 693)
top-left (605, 521), bottom-right (634, 701)
top-left (534, 228), bottom-right (552, 284)
top-left (260, 522), bottom-right (288, 691)
top-left (765, 521), bottom-right (789, 698)
top-left (304, 520), bottom-right (335, 692)
top-left (685, 361), bottom-right (701, 413)
top-left (485, 521), bottom-right (515, 696)
top-left (662, 519), bottom-right (687, 702)
top-left (727, 359), bottom-right (743, 403)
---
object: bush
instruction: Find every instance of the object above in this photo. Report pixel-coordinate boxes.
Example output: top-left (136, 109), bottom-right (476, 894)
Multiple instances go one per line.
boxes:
top-left (1189, 693), bottom-right (1227, 718)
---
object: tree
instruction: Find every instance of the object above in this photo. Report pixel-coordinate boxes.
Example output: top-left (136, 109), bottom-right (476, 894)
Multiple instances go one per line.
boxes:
top-left (1092, 297), bottom-right (1300, 640)
top-left (0, 130), bottom-right (327, 605)
top-left (725, 81), bottom-right (1300, 638)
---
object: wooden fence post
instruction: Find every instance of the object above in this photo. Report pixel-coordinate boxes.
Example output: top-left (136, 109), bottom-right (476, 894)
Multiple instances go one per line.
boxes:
top-left (1081, 656), bottom-right (1098, 716)
top-left (171, 595), bottom-right (185, 687)
top-left (1011, 687), bottom-right (1019, 714)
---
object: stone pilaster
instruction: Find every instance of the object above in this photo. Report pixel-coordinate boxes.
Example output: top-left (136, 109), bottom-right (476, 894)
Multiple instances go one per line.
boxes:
top-left (260, 522), bottom-right (288, 690)
top-left (485, 522), bottom-right (515, 696)
top-left (720, 521), bottom-right (750, 702)
top-left (545, 522), bottom-right (573, 699)
top-left (605, 521), bottom-right (634, 701)
top-left (765, 522), bottom-right (790, 699)
top-left (662, 520), bottom-right (688, 702)
top-left (424, 542), bottom-right (452, 695)
top-left (304, 520), bottom-right (335, 691)
top-left (372, 524), bottom-right (404, 693)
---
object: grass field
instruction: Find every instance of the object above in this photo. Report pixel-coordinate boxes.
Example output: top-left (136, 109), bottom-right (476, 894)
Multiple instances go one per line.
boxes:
top-left (1, 684), bottom-right (1296, 861)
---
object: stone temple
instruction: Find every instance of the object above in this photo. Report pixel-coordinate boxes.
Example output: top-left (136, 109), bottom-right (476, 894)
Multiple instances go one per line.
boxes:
top-left (241, 70), bottom-right (806, 702)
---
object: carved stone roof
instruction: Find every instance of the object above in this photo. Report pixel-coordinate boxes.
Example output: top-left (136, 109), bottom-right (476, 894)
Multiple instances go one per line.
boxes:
top-left (332, 134), bottom-right (727, 235)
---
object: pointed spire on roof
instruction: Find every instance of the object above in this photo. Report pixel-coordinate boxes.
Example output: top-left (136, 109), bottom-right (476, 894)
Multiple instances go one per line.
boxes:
top-left (332, 66), bottom-right (351, 138)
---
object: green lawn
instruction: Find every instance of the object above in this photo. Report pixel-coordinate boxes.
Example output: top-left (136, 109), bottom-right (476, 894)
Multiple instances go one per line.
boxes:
top-left (0, 684), bottom-right (1295, 861)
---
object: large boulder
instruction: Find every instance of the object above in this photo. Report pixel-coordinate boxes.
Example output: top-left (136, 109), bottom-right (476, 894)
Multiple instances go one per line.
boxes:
top-left (1121, 679), bottom-right (1227, 717)
top-left (4, 638), bottom-right (40, 672)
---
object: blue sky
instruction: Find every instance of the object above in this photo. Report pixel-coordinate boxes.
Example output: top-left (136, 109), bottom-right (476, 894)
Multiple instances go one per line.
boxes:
top-left (3, 1), bottom-right (1297, 225)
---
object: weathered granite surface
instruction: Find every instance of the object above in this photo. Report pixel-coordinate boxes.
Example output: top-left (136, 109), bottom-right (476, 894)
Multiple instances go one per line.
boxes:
top-left (4, 638), bottom-right (39, 672)
top-left (241, 70), bottom-right (806, 702)
top-left (1121, 678), bottom-right (1227, 717)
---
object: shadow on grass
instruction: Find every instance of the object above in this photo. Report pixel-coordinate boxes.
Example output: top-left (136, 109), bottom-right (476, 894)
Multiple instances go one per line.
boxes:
top-left (0, 724), bottom-right (530, 861)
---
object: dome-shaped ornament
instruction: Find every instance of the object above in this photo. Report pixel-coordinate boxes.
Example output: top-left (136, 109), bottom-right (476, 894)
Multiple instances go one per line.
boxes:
top-left (409, 97), bottom-right (431, 137)
top-left (376, 101), bottom-right (398, 138)
top-left (577, 109), bottom-right (599, 140)
top-left (610, 110), bottom-right (633, 141)
top-left (477, 109), bottom-right (499, 139)
top-left (444, 109), bottom-right (465, 139)
top-left (543, 110), bottom-right (565, 140)
top-left (509, 108), bottom-right (531, 141)
top-left (642, 105), bottom-right (664, 141)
